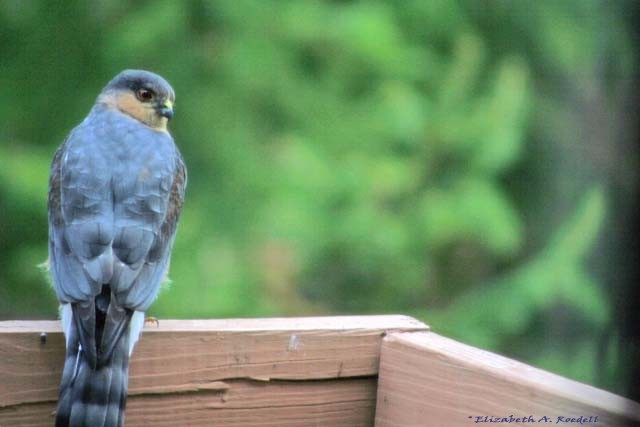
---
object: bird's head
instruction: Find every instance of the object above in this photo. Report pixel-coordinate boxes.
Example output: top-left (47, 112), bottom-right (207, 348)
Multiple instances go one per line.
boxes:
top-left (98, 69), bottom-right (175, 131)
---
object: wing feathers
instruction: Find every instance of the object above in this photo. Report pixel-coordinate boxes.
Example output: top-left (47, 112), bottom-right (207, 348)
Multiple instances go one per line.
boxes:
top-left (98, 301), bottom-right (132, 368)
top-left (71, 302), bottom-right (98, 369)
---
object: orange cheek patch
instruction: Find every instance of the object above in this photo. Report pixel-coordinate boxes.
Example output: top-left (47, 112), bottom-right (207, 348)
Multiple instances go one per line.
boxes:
top-left (115, 92), bottom-right (152, 124)
top-left (99, 91), bottom-right (167, 131)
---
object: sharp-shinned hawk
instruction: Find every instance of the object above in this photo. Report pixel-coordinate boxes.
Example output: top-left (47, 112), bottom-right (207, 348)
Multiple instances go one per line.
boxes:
top-left (48, 70), bottom-right (186, 427)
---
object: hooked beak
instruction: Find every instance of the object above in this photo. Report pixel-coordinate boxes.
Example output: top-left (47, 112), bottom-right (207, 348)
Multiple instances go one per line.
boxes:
top-left (158, 100), bottom-right (174, 120)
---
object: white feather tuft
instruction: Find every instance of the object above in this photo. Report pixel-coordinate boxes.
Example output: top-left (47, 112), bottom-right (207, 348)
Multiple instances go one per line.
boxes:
top-left (59, 304), bottom-right (73, 347)
top-left (129, 311), bottom-right (145, 356)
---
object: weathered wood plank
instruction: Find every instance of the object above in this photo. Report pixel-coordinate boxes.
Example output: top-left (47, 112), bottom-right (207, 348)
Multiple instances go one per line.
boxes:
top-left (374, 332), bottom-right (640, 427)
top-left (0, 315), bottom-right (427, 425)
top-left (0, 378), bottom-right (376, 427)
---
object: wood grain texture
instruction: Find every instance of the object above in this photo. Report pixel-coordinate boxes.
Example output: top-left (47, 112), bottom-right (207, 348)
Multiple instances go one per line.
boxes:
top-left (0, 315), bottom-right (427, 426)
top-left (374, 332), bottom-right (640, 427)
top-left (0, 378), bottom-right (376, 427)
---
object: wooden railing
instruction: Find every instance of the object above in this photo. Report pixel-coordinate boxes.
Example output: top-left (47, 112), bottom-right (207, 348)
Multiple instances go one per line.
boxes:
top-left (1, 316), bottom-right (639, 426)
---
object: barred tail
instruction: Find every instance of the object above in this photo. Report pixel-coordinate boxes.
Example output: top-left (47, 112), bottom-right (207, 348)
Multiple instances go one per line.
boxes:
top-left (55, 321), bottom-right (130, 427)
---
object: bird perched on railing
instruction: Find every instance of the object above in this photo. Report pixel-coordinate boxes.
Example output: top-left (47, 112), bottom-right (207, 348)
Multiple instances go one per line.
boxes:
top-left (47, 70), bottom-right (186, 427)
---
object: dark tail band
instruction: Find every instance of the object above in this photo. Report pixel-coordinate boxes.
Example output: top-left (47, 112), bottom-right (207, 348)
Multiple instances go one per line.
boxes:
top-left (55, 319), bottom-right (130, 427)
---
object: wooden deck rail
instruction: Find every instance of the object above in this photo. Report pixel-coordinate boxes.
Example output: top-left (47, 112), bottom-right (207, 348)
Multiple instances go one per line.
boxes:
top-left (1, 316), bottom-right (639, 426)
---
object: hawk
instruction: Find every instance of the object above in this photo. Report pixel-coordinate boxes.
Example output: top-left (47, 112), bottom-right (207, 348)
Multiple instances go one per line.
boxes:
top-left (48, 70), bottom-right (186, 427)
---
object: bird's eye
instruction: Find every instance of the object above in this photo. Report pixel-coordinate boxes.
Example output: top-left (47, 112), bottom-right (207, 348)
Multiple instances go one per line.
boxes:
top-left (135, 88), bottom-right (154, 102)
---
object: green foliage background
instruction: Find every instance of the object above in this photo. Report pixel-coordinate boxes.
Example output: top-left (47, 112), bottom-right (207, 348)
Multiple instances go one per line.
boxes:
top-left (0, 1), bottom-right (636, 397)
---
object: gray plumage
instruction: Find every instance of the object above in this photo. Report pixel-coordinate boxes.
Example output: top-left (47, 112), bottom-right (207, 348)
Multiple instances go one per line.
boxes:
top-left (48, 70), bottom-right (186, 427)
